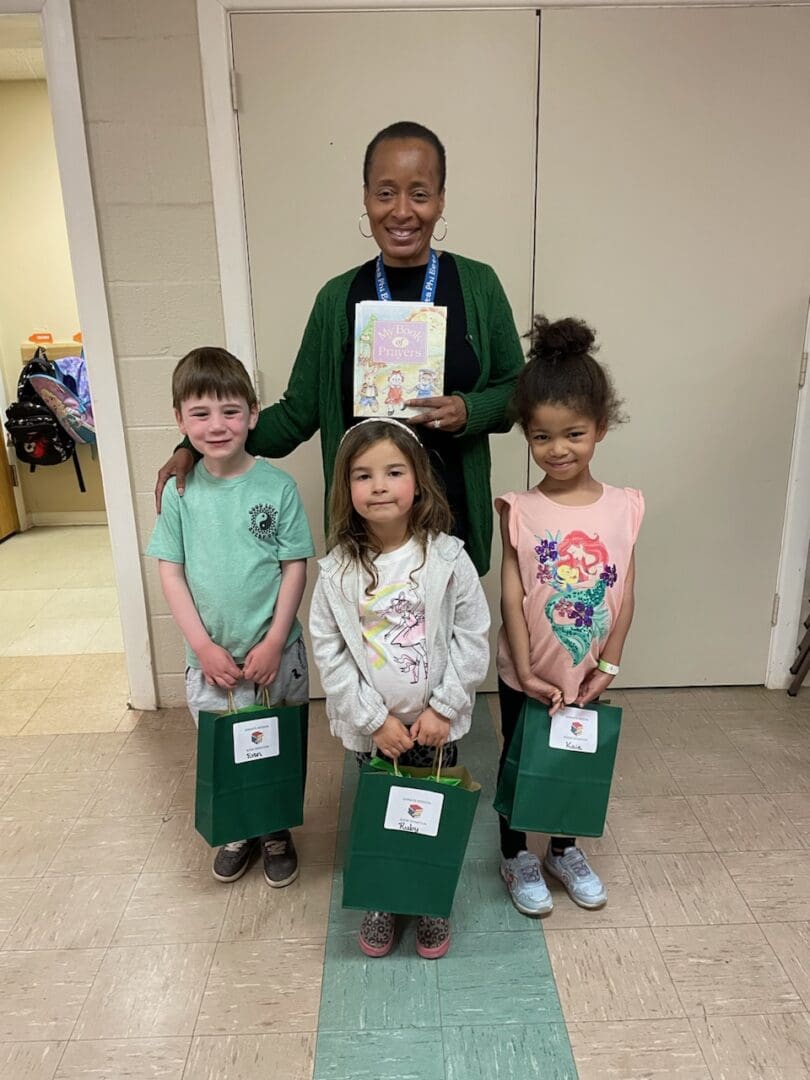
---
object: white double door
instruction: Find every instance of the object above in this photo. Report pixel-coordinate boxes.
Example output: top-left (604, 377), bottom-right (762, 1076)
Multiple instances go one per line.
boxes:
top-left (231, 7), bottom-right (810, 688)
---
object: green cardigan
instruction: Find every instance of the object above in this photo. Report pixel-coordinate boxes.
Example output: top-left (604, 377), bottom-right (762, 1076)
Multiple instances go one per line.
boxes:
top-left (245, 253), bottom-right (525, 575)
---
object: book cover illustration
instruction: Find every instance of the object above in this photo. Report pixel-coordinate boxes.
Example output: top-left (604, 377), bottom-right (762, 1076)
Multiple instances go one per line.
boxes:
top-left (353, 300), bottom-right (447, 418)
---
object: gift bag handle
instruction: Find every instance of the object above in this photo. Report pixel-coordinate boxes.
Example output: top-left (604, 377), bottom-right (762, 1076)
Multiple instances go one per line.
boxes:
top-left (225, 687), bottom-right (271, 714)
top-left (433, 745), bottom-right (444, 782)
top-left (387, 746), bottom-right (445, 781)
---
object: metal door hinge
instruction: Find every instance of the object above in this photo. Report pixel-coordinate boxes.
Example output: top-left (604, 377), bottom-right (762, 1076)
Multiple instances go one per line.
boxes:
top-left (230, 69), bottom-right (240, 112)
top-left (800, 350), bottom-right (808, 389)
top-left (9, 462), bottom-right (18, 487)
top-left (771, 592), bottom-right (780, 627)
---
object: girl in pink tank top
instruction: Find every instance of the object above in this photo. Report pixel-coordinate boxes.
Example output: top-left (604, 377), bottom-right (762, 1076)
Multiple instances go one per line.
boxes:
top-left (497, 316), bottom-right (644, 917)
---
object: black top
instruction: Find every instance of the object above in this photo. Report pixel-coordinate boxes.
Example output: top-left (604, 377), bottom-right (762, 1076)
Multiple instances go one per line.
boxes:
top-left (342, 253), bottom-right (480, 532)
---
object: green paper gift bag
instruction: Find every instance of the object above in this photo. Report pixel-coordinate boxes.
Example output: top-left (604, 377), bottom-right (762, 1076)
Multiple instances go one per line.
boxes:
top-left (342, 755), bottom-right (481, 918)
top-left (494, 698), bottom-right (622, 838)
top-left (195, 698), bottom-right (308, 847)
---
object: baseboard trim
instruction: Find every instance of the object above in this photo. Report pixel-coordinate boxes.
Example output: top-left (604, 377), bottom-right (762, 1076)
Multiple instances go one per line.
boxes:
top-left (28, 511), bottom-right (109, 527)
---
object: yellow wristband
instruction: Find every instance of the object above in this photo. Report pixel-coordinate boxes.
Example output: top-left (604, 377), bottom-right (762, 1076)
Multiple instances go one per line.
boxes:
top-left (597, 659), bottom-right (619, 676)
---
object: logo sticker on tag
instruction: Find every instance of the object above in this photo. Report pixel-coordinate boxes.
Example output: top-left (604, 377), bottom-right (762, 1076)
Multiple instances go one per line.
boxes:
top-left (549, 706), bottom-right (598, 754)
top-left (233, 715), bottom-right (279, 764)
top-left (383, 786), bottom-right (444, 837)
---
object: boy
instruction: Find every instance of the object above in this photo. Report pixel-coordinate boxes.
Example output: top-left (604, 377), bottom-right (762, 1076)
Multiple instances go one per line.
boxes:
top-left (147, 347), bottom-right (314, 887)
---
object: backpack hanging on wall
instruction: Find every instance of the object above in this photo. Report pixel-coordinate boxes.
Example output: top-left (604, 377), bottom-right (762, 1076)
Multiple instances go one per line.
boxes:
top-left (4, 346), bottom-right (86, 491)
top-left (26, 350), bottom-right (97, 446)
top-left (55, 353), bottom-right (94, 425)
top-left (26, 371), bottom-right (96, 445)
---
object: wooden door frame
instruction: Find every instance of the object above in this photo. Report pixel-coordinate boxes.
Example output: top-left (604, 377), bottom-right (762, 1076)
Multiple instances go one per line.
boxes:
top-left (0, 0), bottom-right (157, 709)
top-left (198, 0), bottom-right (810, 689)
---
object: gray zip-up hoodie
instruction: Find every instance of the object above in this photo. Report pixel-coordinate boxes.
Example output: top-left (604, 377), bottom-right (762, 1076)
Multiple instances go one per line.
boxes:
top-left (309, 533), bottom-right (490, 752)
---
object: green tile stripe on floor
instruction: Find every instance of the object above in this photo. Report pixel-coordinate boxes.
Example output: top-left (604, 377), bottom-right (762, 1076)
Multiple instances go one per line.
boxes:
top-left (313, 697), bottom-right (578, 1080)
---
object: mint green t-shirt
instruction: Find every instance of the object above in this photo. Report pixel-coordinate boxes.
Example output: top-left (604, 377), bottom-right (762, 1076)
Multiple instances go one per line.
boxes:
top-left (147, 458), bottom-right (315, 668)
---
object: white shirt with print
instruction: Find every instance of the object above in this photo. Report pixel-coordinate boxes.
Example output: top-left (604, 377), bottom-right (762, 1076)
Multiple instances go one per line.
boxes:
top-left (359, 537), bottom-right (428, 726)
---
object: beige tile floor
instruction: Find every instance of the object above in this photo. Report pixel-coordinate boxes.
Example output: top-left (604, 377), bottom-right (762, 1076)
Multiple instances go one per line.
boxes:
top-left (0, 698), bottom-right (339, 1080)
top-left (541, 687), bottom-right (810, 1080)
top-left (0, 526), bottom-right (123, 658)
top-left (0, 686), bottom-right (807, 1077)
top-left (0, 526), bottom-right (130, 738)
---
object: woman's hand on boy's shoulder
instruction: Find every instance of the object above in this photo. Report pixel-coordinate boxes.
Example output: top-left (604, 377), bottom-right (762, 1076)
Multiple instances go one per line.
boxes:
top-left (155, 447), bottom-right (195, 513)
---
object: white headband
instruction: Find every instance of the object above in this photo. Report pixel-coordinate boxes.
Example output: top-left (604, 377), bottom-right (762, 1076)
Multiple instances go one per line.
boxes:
top-left (339, 416), bottom-right (423, 446)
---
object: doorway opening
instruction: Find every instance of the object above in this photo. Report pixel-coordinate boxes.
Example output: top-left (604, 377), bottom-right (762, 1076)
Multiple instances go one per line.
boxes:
top-left (0, 6), bottom-right (155, 721)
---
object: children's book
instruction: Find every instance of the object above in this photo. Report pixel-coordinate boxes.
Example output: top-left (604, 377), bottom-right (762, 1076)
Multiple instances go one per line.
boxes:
top-left (353, 300), bottom-right (447, 418)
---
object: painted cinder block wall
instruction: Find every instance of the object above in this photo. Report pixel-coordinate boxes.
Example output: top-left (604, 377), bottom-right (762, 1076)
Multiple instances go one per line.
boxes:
top-left (73, 0), bottom-right (224, 705)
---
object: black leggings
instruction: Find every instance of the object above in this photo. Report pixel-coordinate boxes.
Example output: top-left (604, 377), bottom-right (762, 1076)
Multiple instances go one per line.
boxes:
top-left (497, 677), bottom-right (574, 859)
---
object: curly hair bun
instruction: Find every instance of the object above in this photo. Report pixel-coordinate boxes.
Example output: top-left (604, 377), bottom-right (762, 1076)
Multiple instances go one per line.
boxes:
top-left (531, 316), bottom-right (595, 364)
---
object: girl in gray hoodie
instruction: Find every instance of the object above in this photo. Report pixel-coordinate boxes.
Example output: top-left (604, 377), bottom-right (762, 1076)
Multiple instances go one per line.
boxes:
top-left (310, 418), bottom-right (490, 960)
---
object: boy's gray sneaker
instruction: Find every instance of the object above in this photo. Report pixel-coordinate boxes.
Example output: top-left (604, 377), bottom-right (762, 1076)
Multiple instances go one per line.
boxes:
top-left (212, 838), bottom-right (258, 882)
top-left (262, 830), bottom-right (299, 887)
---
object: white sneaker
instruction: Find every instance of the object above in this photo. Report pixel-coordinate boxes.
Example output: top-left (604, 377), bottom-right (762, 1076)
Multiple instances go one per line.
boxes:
top-left (543, 844), bottom-right (607, 909)
top-left (500, 850), bottom-right (553, 916)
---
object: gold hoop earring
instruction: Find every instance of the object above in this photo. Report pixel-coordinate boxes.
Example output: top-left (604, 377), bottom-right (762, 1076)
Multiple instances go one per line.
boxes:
top-left (432, 215), bottom-right (448, 242)
top-left (358, 212), bottom-right (373, 239)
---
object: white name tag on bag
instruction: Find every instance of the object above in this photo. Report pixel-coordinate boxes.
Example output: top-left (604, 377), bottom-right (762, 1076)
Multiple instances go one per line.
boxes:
top-left (383, 786), bottom-right (444, 837)
top-left (232, 716), bottom-right (280, 764)
top-left (549, 706), bottom-right (599, 754)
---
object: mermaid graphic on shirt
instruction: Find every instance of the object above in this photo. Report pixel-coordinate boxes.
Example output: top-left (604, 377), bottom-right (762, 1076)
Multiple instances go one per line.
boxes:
top-left (533, 529), bottom-right (618, 666)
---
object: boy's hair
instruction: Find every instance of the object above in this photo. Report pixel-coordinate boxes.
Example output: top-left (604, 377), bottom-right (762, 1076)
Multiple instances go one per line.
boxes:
top-left (172, 347), bottom-right (257, 411)
top-left (513, 316), bottom-right (626, 432)
top-left (363, 121), bottom-right (447, 191)
top-left (328, 419), bottom-right (451, 594)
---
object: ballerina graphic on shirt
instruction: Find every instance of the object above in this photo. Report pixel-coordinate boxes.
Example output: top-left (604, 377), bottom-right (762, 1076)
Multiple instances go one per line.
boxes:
top-left (381, 591), bottom-right (428, 684)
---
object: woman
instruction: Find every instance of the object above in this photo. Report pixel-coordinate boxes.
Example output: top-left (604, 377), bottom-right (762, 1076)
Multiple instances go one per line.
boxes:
top-left (156, 121), bottom-right (524, 575)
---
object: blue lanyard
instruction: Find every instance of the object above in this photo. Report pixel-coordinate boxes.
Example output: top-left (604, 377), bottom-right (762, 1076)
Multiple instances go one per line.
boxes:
top-left (374, 249), bottom-right (439, 304)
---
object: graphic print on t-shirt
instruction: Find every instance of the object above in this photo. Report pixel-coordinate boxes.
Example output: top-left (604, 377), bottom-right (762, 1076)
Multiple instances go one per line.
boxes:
top-left (249, 503), bottom-right (277, 540)
top-left (362, 582), bottom-right (428, 686)
top-left (534, 529), bottom-right (618, 665)
top-left (359, 537), bottom-right (430, 725)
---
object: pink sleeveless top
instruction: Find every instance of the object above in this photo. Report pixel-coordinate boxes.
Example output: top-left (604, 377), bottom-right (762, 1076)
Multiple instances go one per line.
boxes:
top-left (496, 484), bottom-right (644, 703)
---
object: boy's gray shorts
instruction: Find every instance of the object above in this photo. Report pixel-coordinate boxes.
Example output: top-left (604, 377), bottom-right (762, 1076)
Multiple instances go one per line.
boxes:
top-left (185, 637), bottom-right (308, 726)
